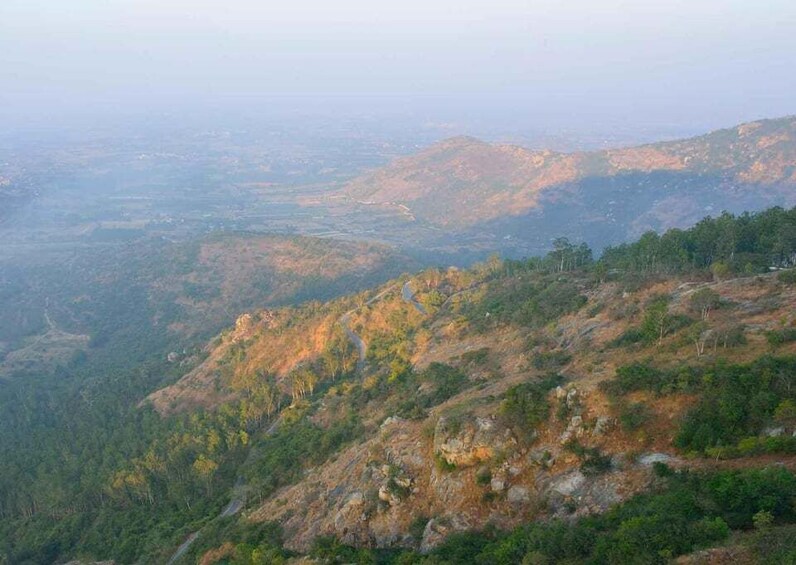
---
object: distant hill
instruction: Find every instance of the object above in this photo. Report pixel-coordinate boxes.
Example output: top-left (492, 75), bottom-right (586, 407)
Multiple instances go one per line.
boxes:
top-left (344, 116), bottom-right (796, 248)
top-left (0, 233), bottom-right (415, 377)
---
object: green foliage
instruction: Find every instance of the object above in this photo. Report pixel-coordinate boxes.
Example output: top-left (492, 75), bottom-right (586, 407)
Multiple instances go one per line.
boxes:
top-left (600, 207), bottom-right (796, 276)
top-left (674, 357), bottom-right (796, 453)
top-left (601, 362), bottom-right (668, 395)
top-left (465, 275), bottom-right (587, 331)
top-left (460, 347), bottom-right (491, 367)
top-left (178, 521), bottom-right (289, 565)
top-left (639, 296), bottom-right (691, 345)
top-left (747, 524), bottom-right (796, 564)
top-left (395, 363), bottom-right (471, 420)
top-left (778, 269), bottom-right (796, 284)
top-left (310, 536), bottom-right (378, 564)
top-left (409, 516), bottom-right (430, 541)
top-left (619, 402), bottom-right (651, 432)
top-left (608, 327), bottom-right (646, 348)
top-left (689, 288), bottom-right (721, 320)
top-left (602, 356), bottom-right (796, 456)
top-left (476, 468), bottom-right (492, 486)
top-left (503, 238), bottom-right (593, 275)
top-left (530, 350), bottom-right (572, 371)
top-left (388, 467), bottom-right (796, 565)
top-left (765, 328), bottom-right (796, 346)
top-left (243, 413), bottom-right (362, 498)
top-left (565, 440), bottom-right (613, 476)
top-left (499, 375), bottom-right (562, 437)
top-left (434, 453), bottom-right (457, 473)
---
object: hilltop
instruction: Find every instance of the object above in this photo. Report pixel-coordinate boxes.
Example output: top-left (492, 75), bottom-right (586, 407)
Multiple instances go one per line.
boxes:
top-left (343, 116), bottom-right (796, 247)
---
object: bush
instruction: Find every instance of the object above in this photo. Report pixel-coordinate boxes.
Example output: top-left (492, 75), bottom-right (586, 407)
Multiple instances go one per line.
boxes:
top-left (765, 328), bottom-right (796, 347)
top-left (619, 402), bottom-right (651, 432)
top-left (531, 350), bottom-right (572, 370)
top-left (674, 357), bottom-right (796, 453)
top-left (778, 269), bottom-right (796, 285)
top-left (412, 467), bottom-right (796, 565)
top-left (499, 375), bottom-right (562, 437)
top-left (565, 440), bottom-right (613, 476)
top-left (395, 363), bottom-right (470, 418)
top-left (608, 327), bottom-right (646, 348)
top-left (460, 347), bottom-right (491, 366)
top-left (601, 362), bottom-right (666, 395)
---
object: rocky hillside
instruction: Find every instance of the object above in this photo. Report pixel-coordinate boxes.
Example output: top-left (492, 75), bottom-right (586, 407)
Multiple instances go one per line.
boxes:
top-left (5, 209), bottom-right (795, 564)
top-left (130, 209), bottom-right (796, 563)
top-left (343, 116), bottom-right (796, 246)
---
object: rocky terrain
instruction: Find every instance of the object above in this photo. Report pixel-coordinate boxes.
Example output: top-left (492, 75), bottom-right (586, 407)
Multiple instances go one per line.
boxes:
top-left (234, 271), bottom-right (796, 553)
top-left (138, 213), bottom-right (796, 561)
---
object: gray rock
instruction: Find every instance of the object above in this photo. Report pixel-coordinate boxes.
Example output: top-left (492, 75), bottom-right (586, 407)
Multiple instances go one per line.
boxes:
top-left (507, 485), bottom-right (530, 504)
top-left (591, 416), bottom-right (613, 437)
top-left (764, 426), bottom-right (785, 437)
top-left (551, 470), bottom-right (586, 496)
top-left (637, 452), bottom-right (677, 466)
top-left (433, 415), bottom-right (516, 467)
top-left (421, 515), bottom-right (471, 553)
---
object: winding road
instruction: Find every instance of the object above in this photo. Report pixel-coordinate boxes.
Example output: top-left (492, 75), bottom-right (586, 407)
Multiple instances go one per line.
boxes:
top-left (338, 284), bottom-right (398, 372)
top-left (166, 419), bottom-right (280, 563)
top-left (401, 281), bottom-right (427, 314)
top-left (168, 282), bottom-right (427, 562)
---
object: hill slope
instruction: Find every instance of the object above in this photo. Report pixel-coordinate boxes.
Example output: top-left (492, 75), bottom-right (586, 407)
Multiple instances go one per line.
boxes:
top-left (344, 116), bottom-right (796, 246)
top-left (2, 209), bottom-right (795, 564)
top-left (0, 233), bottom-right (415, 377)
top-left (131, 208), bottom-right (796, 562)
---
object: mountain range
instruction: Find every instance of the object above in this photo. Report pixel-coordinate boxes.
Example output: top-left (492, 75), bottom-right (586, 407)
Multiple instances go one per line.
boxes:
top-left (343, 116), bottom-right (796, 251)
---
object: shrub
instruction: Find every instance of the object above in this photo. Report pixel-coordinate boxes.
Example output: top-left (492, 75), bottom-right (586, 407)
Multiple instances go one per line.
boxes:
top-left (499, 375), bottom-right (562, 436)
top-left (608, 327), bottom-right (645, 348)
top-left (476, 468), bottom-right (492, 486)
top-left (434, 453), bottom-right (457, 472)
top-left (531, 350), bottom-right (572, 370)
top-left (416, 467), bottom-right (796, 564)
top-left (778, 269), bottom-right (796, 285)
top-left (565, 440), bottom-right (613, 475)
top-left (460, 347), bottom-right (491, 366)
top-left (765, 328), bottom-right (796, 347)
top-left (619, 402), bottom-right (651, 432)
top-left (689, 288), bottom-right (722, 320)
top-left (602, 362), bottom-right (666, 395)
top-left (409, 516), bottom-right (429, 541)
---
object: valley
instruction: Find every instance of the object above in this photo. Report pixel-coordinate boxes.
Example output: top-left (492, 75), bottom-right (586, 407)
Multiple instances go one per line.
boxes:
top-left (0, 118), bottom-right (795, 564)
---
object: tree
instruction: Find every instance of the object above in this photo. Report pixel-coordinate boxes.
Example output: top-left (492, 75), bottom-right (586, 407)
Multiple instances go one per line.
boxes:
top-left (710, 261), bottom-right (731, 281)
top-left (642, 298), bottom-right (673, 346)
top-left (689, 288), bottom-right (721, 321)
top-left (687, 321), bottom-right (710, 357)
top-left (192, 455), bottom-right (218, 496)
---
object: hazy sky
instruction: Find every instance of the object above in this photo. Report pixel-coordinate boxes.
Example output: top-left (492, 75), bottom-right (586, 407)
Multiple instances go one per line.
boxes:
top-left (2, 0), bottom-right (795, 132)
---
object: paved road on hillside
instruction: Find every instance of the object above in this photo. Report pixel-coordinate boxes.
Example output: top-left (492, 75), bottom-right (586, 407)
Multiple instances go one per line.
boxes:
top-left (401, 281), bottom-right (427, 314)
top-left (167, 419), bottom-right (281, 563)
top-left (338, 284), bottom-right (397, 372)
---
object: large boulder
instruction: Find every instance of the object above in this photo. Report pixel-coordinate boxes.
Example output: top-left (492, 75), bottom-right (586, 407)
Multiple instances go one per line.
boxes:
top-left (433, 416), bottom-right (517, 467)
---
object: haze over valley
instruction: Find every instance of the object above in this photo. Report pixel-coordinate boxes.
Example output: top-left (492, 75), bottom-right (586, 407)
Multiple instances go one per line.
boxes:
top-left (1, 1), bottom-right (796, 564)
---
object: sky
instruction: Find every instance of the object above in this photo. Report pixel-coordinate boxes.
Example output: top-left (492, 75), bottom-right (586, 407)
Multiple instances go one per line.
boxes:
top-left (1, 0), bottom-right (795, 134)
